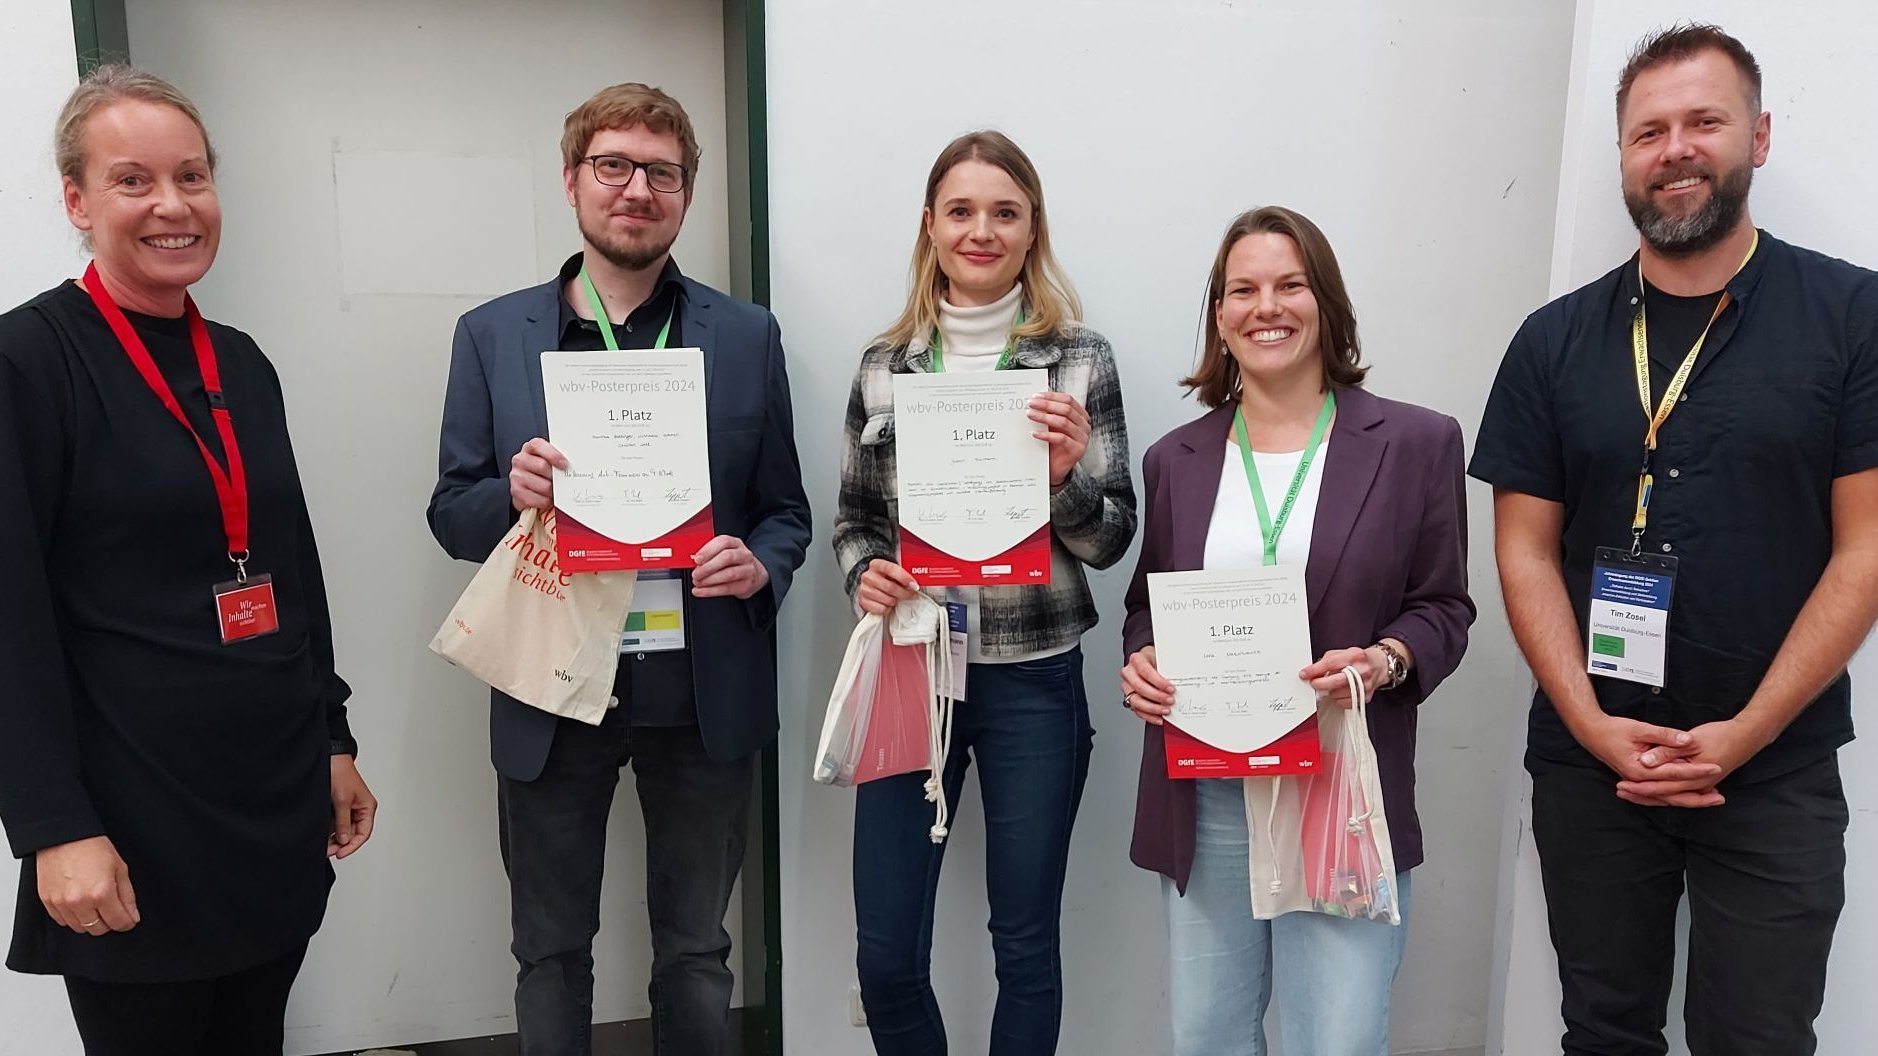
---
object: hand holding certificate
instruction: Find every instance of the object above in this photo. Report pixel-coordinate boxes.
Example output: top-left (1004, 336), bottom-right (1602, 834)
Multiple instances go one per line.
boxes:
top-left (1148, 566), bottom-right (1321, 777)
top-left (892, 370), bottom-right (1052, 586)
top-left (541, 349), bottom-right (713, 572)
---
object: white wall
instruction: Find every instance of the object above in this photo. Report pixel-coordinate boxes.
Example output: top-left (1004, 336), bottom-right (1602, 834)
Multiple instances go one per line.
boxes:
top-left (1493, 4), bottom-right (1878, 1053)
top-left (105, 2), bottom-right (731, 1052)
top-left (766, 2), bottom-right (1574, 1053)
top-left (0, 1), bottom-right (85, 1052)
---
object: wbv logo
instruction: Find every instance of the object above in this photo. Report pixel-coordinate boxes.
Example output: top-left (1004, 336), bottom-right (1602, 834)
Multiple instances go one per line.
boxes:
top-left (554, 669), bottom-right (573, 683)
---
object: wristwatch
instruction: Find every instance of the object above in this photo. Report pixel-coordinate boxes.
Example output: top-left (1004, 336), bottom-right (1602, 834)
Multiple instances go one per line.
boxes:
top-left (1374, 642), bottom-right (1408, 691)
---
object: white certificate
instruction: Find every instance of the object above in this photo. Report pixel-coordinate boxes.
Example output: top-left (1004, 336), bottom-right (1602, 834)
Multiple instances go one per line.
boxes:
top-left (541, 349), bottom-right (713, 572)
top-left (892, 370), bottom-right (1051, 586)
top-left (1148, 566), bottom-right (1320, 776)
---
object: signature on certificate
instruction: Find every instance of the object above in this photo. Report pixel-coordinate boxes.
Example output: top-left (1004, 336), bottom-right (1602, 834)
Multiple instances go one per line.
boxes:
top-left (1004, 505), bottom-right (1036, 521)
top-left (663, 487), bottom-right (696, 504)
top-left (565, 488), bottom-right (603, 507)
top-left (914, 505), bottom-right (951, 524)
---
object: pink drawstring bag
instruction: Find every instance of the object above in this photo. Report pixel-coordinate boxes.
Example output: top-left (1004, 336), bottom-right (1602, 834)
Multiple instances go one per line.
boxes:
top-left (814, 595), bottom-right (959, 841)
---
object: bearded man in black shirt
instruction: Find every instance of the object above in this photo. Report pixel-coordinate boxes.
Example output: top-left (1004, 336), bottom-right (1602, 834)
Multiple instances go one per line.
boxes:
top-left (1473, 23), bottom-right (1878, 1056)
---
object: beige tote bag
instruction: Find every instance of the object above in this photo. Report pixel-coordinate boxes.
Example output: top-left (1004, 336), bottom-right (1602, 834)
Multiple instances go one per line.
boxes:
top-left (430, 507), bottom-right (637, 726)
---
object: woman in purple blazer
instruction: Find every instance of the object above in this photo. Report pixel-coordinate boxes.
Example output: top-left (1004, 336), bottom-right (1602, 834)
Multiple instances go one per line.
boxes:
top-left (1118, 207), bottom-right (1474, 1055)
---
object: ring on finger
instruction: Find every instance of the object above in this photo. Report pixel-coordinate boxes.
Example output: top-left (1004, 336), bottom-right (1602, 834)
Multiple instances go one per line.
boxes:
top-left (80, 918), bottom-right (102, 928)
top-left (1122, 691), bottom-right (1135, 711)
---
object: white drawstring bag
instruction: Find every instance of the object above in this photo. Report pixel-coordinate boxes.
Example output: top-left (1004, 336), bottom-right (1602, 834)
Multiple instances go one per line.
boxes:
top-left (814, 593), bottom-right (959, 842)
top-left (1243, 665), bottom-right (1401, 924)
top-left (430, 507), bottom-right (637, 726)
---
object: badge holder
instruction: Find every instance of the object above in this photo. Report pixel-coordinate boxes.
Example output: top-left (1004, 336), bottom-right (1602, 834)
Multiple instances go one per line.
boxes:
top-left (214, 552), bottom-right (279, 644)
top-left (944, 597), bottom-right (968, 702)
top-left (1586, 546), bottom-right (1676, 687)
top-left (621, 569), bottom-right (688, 653)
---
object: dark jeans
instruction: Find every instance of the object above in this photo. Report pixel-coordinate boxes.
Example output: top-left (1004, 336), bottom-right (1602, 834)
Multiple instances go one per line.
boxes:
top-left (1528, 751), bottom-right (1847, 1056)
top-left (63, 942), bottom-right (307, 1056)
top-left (852, 648), bottom-right (1094, 1056)
top-left (499, 709), bottom-right (753, 1056)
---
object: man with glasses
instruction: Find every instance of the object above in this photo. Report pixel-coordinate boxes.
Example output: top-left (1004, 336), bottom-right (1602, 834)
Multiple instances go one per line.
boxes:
top-left (428, 82), bottom-right (810, 1054)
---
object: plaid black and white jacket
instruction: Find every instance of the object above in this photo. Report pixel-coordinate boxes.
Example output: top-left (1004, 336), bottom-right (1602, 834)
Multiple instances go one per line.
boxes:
top-left (833, 325), bottom-right (1137, 657)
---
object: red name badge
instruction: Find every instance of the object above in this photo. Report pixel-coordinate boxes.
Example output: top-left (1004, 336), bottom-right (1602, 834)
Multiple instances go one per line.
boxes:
top-left (214, 574), bottom-right (280, 644)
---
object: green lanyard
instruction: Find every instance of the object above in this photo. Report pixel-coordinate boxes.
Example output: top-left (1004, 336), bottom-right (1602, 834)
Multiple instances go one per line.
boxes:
top-left (1233, 392), bottom-right (1335, 566)
top-left (579, 267), bottom-right (673, 351)
top-left (930, 307), bottom-right (1025, 372)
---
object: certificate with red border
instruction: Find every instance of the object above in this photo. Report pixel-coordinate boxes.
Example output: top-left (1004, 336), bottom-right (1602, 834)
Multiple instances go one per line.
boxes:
top-left (892, 371), bottom-right (1052, 587)
top-left (541, 349), bottom-right (713, 573)
top-left (1148, 566), bottom-right (1321, 778)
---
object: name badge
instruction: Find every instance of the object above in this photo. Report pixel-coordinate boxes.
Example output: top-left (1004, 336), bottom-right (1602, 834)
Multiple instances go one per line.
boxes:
top-left (1586, 547), bottom-right (1677, 687)
top-left (622, 570), bottom-right (687, 653)
top-left (945, 599), bottom-right (968, 702)
top-left (214, 573), bottom-right (279, 644)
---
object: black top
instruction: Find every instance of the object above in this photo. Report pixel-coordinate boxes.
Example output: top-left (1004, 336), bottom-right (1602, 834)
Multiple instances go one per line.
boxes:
top-left (552, 254), bottom-right (697, 727)
top-left (1470, 231), bottom-right (1878, 782)
top-left (0, 281), bottom-right (354, 981)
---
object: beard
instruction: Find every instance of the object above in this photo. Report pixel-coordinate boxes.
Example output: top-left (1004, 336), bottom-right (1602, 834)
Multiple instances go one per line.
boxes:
top-left (578, 208), bottom-right (677, 271)
top-left (1623, 157), bottom-right (1753, 258)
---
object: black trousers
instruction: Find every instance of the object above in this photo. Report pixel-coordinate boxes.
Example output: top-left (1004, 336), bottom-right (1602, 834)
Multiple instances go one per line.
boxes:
top-left (1528, 751), bottom-right (1847, 1056)
top-left (499, 707), bottom-right (754, 1056)
top-left (62, 942), bottom-right (307, 1056)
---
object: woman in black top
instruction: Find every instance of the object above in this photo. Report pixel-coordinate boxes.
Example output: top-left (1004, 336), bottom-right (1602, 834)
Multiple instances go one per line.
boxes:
top-left (0, 65), bottom-right (376, 1056)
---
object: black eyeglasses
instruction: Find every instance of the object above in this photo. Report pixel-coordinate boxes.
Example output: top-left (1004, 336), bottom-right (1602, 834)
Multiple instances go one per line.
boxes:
top-left (580, 154), bottom-right (687, 193)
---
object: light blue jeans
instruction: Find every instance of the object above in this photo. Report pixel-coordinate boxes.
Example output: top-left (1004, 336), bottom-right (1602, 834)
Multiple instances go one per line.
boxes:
top-left (1162, 777), bottom-right (1412, 1056)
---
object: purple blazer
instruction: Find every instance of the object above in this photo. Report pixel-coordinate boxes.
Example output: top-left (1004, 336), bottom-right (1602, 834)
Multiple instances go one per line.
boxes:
top-left (1124, 385), bottom-right (1475, 892)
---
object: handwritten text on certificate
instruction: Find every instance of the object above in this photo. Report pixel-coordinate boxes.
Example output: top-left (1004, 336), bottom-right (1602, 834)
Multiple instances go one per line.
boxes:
top-left (892, 370), bottom-right (1052, 586)
top-left (541, 349), bottom-right (713, 572)
top-left (1148, 566), bottom-right (1320, 775)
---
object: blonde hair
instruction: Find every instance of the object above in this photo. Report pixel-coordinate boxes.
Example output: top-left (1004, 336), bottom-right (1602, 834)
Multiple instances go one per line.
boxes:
top-left (874, 131), bottom-right (1082, 351)
top-left (561, 82), bottom-right (701, 190)
top-left (55, 64), bottom-right (217, 185)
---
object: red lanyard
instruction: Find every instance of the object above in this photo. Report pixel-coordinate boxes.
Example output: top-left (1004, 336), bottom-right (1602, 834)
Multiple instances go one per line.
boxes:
top-left (82, 262), bottom-right (252, 577)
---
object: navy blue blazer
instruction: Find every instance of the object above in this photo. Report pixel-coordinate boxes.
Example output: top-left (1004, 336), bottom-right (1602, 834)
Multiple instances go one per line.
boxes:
top-left (427, 271), bottom-right (811, 778)
top-left (1123, 385), bottom-right (1475, 891)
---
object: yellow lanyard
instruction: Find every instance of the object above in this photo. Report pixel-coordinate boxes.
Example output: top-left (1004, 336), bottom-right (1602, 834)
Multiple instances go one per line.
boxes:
top-left (1627, 230), bottom-right (1758, 554)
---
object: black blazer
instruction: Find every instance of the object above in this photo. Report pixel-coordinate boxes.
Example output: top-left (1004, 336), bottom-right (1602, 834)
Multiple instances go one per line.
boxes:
top-left (428, 271), bottom-right (811, 777)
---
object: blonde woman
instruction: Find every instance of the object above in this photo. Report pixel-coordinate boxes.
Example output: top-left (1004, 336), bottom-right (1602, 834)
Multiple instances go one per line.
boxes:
top-left (0, 66), bottom-right (373, 1055)
top-left (832, 130), bottom-right (1136, 1055)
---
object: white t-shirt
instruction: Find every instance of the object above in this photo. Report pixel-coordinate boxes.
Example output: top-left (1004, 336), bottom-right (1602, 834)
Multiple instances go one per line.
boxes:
top-left (1202, 438), bottom-right (1327, 570)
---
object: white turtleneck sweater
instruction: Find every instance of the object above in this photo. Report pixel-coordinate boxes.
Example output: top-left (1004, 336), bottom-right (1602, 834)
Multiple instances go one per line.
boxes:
top-left (934, 282), bottom-right (1024, 371)
top-left (932, 283), bottom-right (1072, 665)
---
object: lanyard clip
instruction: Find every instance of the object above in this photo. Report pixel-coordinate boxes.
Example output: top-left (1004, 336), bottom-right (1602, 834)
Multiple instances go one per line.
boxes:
top-left (229, 550), bottom-right (250, 584)
top-left (1629, 529), bottom-right (1645, 559)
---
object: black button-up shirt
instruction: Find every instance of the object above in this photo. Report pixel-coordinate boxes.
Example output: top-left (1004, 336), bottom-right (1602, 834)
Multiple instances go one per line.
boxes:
top-left (1470, 231), bottom-right (1878, 781)
top-left (554, 253), bottom-right (697, 727)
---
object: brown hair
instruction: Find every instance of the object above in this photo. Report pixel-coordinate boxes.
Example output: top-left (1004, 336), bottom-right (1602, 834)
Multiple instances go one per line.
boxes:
top-left (1183, 206), bottom-right (1366, 408)
top-left (561, 82), bottom-right (701, 190)
top-left (1616, 23), bottom-right (1762, 125)
top-left (873, 130), bottom-right (1082, 350)
top-left (55, 64), bottom-right (217, 185)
